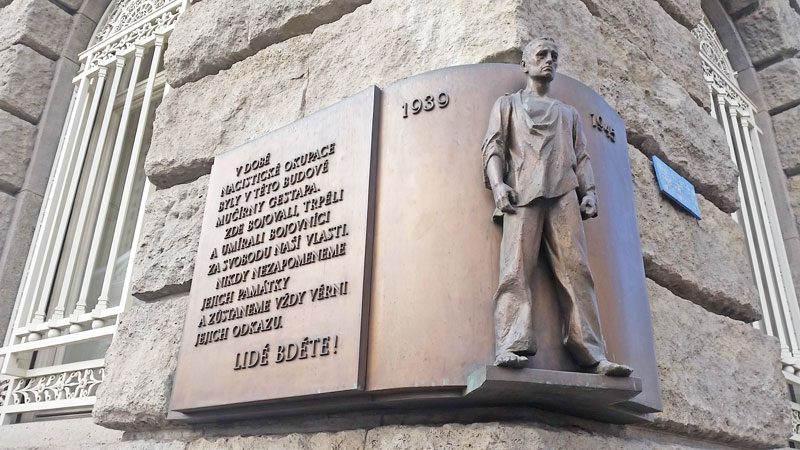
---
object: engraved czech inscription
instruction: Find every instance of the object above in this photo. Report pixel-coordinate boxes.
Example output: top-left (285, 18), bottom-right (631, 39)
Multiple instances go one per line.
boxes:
top-left (170, 87), bottom-right (379, 412)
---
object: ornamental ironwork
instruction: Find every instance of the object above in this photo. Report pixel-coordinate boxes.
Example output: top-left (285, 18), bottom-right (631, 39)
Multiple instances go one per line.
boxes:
top-left (699, 59), bottom-right (748, 111)
top-left (94, 0), bottom-right (170, 42)
top-left (0, 378), bottom-right (8, 406)
top-left (10, 369), bottom-right (104, 405)
top-left (87, 4), bottom-right (181, 69)
top-left (692, 16), bottom-right (736, 80)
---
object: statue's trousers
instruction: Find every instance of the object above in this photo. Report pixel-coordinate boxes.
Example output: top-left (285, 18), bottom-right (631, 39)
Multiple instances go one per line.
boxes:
top-left (493, 190), bottom-right (607, 367)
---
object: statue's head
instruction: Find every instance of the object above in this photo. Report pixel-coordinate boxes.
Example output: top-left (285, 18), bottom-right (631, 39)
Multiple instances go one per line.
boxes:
top-left (521, 37), bottom-right (559, 82)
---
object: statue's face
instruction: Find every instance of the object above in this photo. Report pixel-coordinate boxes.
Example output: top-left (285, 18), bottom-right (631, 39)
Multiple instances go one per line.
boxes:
top-left (522, 41), bottom-right (559, 81)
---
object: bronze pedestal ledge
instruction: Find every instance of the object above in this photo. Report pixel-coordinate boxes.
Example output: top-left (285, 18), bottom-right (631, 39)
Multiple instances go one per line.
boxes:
top-left (466, 366), bottom-right (644, 422)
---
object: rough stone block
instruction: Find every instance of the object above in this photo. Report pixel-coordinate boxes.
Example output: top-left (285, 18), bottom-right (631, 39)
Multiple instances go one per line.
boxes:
top-left (629, 145), bottom-right (760, 322)
top-left (303, 0), bottom-right (598, 114)
top-left (55, 442), bottom-right (187, 450)
top-left (364, 423), bottom-right (712, 449)
top-left (76, 0), bottom-right (112, 24)
top-left (148, 0), bottom-right (535, 188)
top-left (647, 279), bottom-right (790, 448)
top-left (0, 0), bottom-right (73, 60)
top-left (772, 105), bottom-right (800, 175)
top-left (653, 0), bottom-right (704, 29)
top-left (145, 36), bottom-right (310, 188)
top-left (787, 175), bottom-right (800, 231)
top-left (580, 0), bottom-right (707, 105)
top-left (162, 0), bottom-right (249, 89)
top-left (759, 57), bottom-right (800, 113)
top-left (84, 443), bottom-right (186, 450)
top-left (0, 44), bottom-right (55, 124)
top-left (131, 176), bottom-right (207, 300)
top-left (52, 0), bottom-right (84, 12)
top-left (61, 12), bottom-right (98, 64)
top-left (164, 0), bottom-right (371, 88)
top-left (722, 0), bottom-right (760, 16)
top-left (0, 189), bottom-right (42, 345)
top-left (93, 293), bottom-right (188, 431)
top-left (0, 190), bottom-right (14, 258)
top-left (187, 431), bottom-right (366, 450)
top-left (0, 417), bottom-right (123, 449)
top-left (24, 57), bottom-right (79, 197)
top-left (599, 26), bottom-right (740, 213)
top-left (0, 107), bottom-right (36, 192)
top-left (735, 0), bottom-right (800, 66)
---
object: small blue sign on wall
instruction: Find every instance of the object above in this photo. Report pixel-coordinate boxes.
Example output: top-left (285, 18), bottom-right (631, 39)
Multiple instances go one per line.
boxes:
top-left (652, 155), bottom-right (702, 219)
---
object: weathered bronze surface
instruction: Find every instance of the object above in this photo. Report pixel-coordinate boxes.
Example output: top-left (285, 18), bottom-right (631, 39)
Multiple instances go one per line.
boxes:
top-left (170, 87), bottom-right (379, 412)
top-left (170, 63), bottom-right (661, 422)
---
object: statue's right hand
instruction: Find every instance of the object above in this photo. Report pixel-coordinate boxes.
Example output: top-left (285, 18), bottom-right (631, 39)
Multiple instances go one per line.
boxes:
top-left (492, 183), bottom-right (517, 214)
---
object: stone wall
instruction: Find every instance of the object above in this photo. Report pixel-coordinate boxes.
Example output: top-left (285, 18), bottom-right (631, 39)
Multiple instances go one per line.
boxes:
top-left (83, 0), bottom-right (793, 449)
top-left (0, 418), bottom-right (756, 450)
top-left (0, 0), bottom-right (791, 448)
top-left (0, 0), bottom-right (109, 340)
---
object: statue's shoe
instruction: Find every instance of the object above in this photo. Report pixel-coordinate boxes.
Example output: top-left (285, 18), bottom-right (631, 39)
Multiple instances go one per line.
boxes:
top-left (494, 352), bottom-right (529, 368)
top-left (593, 360), bottom-right (633, 377)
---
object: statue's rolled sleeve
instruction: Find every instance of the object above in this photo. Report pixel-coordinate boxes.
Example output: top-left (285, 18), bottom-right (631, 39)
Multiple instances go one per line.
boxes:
top-left (573, 109), bottom-right (595, 197)
top-left (481, 96), bottom-right (510, 189)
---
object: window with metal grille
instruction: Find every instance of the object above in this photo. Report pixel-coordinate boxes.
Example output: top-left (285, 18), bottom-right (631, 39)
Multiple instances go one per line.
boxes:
top-left (0, 0), bottom-right (185, 424)
top-left (693, 19), bottom-right (800, 443)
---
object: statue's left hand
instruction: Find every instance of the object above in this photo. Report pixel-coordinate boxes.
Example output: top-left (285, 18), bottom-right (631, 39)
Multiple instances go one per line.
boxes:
top-left (580, 190), bottom-right (598, 219)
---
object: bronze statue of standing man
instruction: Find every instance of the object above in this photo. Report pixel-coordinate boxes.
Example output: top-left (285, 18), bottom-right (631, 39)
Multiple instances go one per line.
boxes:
top-left (482, 37), bottom-right (632, 377)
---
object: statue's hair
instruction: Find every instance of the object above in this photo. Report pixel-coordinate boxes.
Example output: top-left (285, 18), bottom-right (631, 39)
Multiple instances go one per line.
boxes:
top-left (530, 36), bottom-right (556, 46)
top-left (522, 37), bottom-right (558, 61)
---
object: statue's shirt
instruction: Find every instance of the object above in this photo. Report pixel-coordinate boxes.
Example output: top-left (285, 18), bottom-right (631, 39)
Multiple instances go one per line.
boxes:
top-left (481, 91), bottom-right (594, 217)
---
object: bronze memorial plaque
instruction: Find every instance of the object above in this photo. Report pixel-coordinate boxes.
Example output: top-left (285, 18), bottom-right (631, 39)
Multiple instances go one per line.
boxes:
top-left (170, 87), bottom-right (379, 412)
top-left (170, 61), bottom-right (661, 424)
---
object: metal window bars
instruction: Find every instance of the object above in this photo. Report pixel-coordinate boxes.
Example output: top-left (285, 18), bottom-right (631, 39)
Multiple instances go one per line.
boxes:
top-left (0, 0), bottom-right (185, 424)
